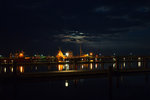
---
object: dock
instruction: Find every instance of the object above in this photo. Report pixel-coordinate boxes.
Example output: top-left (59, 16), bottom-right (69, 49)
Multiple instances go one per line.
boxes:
top-left (1, 67), bottom-right (150, 80)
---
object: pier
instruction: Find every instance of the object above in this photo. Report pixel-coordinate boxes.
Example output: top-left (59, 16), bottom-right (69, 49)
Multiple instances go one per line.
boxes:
top-left (0, 55), bottom-right (150, 80)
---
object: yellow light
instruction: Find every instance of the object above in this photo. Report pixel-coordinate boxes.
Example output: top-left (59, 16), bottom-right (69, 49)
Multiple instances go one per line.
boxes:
top-left (90, 63), bottom-right (93, 70)
top-left (19, 53), bottom-right (24, 58)
top-left (11, 67), bottom-right (13, 72)
top-left (4, 67), bottom-right (6, 73)
top-left (65, 81), bottom-right (69, 87)
top-left (90, 52), bottom-right (93, 56)
top-left (19, 66), bottom-right (24, 73)
top-left (58, 65), bottom-right (63, 71)
top-left (83, 54), bottom-right (89, 57)
top-left (138, 62), bottom-right (141, 67)
top-left (90, 60), bottom-right (93, 62)
top-left (123, 62), bottom-right (126, 68)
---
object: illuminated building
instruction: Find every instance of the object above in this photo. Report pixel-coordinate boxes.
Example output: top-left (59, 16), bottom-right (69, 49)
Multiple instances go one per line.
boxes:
top-left (82, 54), bottom-right (89, 57)
top-left (56, 50), bottom-right (66, 62)
top-left (19, 51), bottom-right (24, 58)
top-left (65, 51), bottom-right (73, 57)
top-left (56, 50), bottom-right (65, 59)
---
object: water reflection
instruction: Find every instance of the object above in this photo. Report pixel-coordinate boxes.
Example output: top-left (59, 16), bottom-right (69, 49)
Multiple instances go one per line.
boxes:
top-left (123, 62), bottom-right (126, 68)
top-left (65, 64), bottom-right (69, 70)
top-left (0, 70), bottom-right (150, 100)
top-left (81, 64), bottom-right (89, 70)
top-left (19, 66), bottom-right (24, 73)
top-left (0, 61), bottom-right (150, 100)
top-left (65, 80), bottom-right (69, 87)
top-left (113, 63), bottom-right (116, 68)
top-left (90, 63), bottom-right (93, 70)
top-left (57, 63), bottom-right (101, 71)
top-left (4, 67), bottom-right (6, 73)
top-left (0, 61), bottom-right (149, 74)
top-left (138, 62), bottom-right (142, 67)
top-left (35, 66), bottom-right (38, 70)
top-left (81, 65), bottom-right (84, 69)
top-left (58, 64), bottom-right (70, 71)
top-left (10, 67), bottom-right (13, 72)
top-left (95, 63), bottom-right (98, 69)
top-left (58, 65), bottom-right (63, 71)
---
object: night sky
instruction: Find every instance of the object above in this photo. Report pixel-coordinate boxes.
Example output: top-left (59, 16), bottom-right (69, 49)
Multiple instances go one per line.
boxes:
top-left (1, 0), bottom-right (150, 56)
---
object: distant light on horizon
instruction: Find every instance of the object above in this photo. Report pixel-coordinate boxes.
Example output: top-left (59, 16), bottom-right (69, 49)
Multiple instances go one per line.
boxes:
top-left (19, 53), bottom-right (24, 58)
top-left (66, 52), bottom-right (69, 57)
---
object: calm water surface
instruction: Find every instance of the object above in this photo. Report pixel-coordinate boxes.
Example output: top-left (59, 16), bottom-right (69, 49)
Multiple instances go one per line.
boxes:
top-left (0, 62), bottom-right (150, 100)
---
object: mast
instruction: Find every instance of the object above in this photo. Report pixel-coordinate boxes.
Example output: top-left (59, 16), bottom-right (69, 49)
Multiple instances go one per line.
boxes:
top-left (80, 44), bottom-right (82, 56)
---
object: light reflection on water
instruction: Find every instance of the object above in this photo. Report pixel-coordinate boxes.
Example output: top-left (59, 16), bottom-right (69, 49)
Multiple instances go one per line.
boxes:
top-left (0, 61), bottom-right (149, 73)
top-left (0, 73), bottom-right (150, 100)
top-left (0, 62), bottom-right (150, 100)
top-left (138, 62), bottom-right (142, 67)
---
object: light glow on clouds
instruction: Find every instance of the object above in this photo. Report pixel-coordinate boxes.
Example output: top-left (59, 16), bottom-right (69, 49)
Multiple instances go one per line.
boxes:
top-left (94, 6), bottom-right (111, 13)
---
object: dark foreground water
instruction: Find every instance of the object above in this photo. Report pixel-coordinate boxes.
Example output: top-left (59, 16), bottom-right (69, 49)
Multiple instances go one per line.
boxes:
top-left (0, 62), bottom-right (150, 100)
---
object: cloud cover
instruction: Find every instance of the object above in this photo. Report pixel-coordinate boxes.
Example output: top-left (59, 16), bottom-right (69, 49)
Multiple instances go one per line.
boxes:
top-left (1, 0), bottom-right (150, 55)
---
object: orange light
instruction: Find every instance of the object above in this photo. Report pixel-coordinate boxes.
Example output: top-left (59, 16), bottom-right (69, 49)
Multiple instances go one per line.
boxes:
top-left (95, 64), bottom-right (98, 68)
top-left (83, 54), bottom-right (89, 57)
top-left (58, 65), bottom-right (63, 71)
top-left (25, 57), bottom-right (30, 59)
top-left (56, 50), bottom-right (65, 59)
top-left (90, 52), bottom-right (93, 56)
top-left (19, 53), bottom-right (24, 58)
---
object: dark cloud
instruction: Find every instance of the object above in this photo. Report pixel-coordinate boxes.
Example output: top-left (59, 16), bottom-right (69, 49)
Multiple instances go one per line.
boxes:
top-left (1, 0), bottom-right (150, 55)
top-left (94, 6), bottom-right (111, 13)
